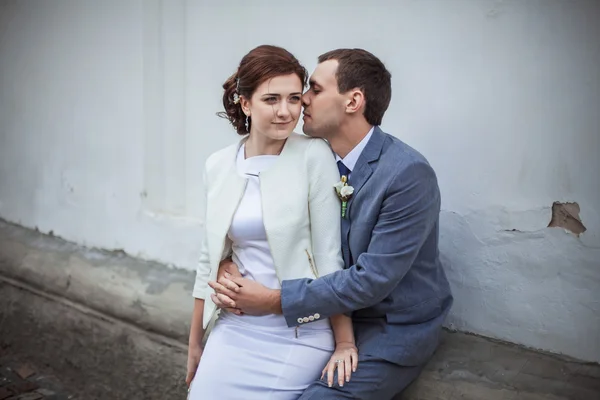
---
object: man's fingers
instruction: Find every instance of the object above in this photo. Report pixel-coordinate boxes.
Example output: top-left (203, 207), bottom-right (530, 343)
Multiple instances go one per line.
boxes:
top-left (225, 307), bottom-right (243, 315)
top-left (216, 293), bottom-right (236, 308)
top-left (208, 280), bottom-right (237, 299)
top-left (217, 276), bottom-right (240, 292)
top-left (210, 293), bottom-right (236, 308)
top-left (210, 293), bottom-right (224, 308)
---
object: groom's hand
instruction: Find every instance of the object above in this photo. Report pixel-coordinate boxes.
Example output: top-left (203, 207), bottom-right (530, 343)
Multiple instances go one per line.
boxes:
top-left (211, 258), bottom-right (244, 315)
top-left (210, 273), bottom-right (282, 316)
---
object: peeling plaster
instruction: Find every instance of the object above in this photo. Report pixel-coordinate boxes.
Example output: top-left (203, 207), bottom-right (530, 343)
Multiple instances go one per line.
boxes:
top-left (441, 207), bottom-right (600, 363)
top-left (548, 202), bottom-right (587, 237)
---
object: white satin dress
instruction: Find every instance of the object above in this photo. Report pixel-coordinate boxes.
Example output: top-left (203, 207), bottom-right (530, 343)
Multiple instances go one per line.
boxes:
top-left (188, 146), bottom-right (335, 400)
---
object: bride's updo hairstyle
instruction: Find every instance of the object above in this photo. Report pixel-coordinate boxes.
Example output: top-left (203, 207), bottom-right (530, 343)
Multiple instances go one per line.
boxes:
top-left (218, 45), bottom-right (308, 135)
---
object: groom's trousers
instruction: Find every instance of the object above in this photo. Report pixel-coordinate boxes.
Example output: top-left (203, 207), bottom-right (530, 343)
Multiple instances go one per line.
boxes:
top-left (298, 352), bottom-right (424, 400)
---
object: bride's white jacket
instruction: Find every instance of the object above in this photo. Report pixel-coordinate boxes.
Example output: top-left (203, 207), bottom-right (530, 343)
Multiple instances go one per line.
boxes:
top-left (193, 133), bottom-right (344, 329)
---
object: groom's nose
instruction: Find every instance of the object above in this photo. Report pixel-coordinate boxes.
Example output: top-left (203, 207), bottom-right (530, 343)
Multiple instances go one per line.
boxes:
top-left (302, 92), bottom-right (310, 107)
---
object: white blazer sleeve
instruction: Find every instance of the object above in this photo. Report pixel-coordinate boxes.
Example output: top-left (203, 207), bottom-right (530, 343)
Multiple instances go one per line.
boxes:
top-left (305, 139), bottom-right (345, 277)
top-left (192, 167), bottom-right (211, 299)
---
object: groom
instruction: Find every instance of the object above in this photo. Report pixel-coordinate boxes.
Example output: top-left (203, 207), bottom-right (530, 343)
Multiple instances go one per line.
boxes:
top-left (210, 48), bottom-right (453, 399)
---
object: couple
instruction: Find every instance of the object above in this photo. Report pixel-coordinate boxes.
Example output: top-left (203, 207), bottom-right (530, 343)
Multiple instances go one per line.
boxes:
top-left (186, 45), bottom-right (453, 399)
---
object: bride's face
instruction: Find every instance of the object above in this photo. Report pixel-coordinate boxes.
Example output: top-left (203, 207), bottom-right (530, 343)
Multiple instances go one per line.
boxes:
top-left (241, 73), bottom-right (303, 141)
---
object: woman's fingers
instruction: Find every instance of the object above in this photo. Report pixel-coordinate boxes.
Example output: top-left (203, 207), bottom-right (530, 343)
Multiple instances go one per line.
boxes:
top-left (337, 359), bottom-right (345, 387)
top-left (327, 360), bottom-right (336, 387)
top-left (323, 349), bottom-right (359, 387)
top-left (344, 355), bottom-right (352, 382)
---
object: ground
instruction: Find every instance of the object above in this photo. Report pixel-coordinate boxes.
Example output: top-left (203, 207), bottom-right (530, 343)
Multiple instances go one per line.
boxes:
top-left (1, 280), bottom-right (598, 400)
top-left (0, 359), bottom-right (72, 400)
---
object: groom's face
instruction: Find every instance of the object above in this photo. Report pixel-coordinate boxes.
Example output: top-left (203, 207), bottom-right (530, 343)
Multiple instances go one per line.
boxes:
top-left (301, 60), bottom-right (345, 139)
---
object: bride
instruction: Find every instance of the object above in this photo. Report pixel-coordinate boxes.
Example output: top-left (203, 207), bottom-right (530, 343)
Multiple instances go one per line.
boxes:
top-left (186, 45), bottom-right (358, 399)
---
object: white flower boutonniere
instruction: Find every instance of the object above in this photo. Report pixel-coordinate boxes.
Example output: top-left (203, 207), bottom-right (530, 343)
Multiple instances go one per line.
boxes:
top-left (334, 175), bottom-right (354, 218)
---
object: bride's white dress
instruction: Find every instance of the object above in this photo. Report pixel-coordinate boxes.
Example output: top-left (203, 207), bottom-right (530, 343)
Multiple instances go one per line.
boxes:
top-left (188, 147), bottom-right (335, 400)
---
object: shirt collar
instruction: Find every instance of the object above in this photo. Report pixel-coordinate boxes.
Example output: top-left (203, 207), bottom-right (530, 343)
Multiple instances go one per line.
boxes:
top-left (335, 126), bottom-right (375, 172)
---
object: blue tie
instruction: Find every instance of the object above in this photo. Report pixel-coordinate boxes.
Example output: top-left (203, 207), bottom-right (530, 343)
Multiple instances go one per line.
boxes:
top-left (337, 160), bottom-right (353, 264)
top-left (337, 161), bottom-right (351, 178)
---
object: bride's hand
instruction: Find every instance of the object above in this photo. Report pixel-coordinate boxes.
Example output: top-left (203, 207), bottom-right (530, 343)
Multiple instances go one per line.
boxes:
top-left (321, 342), bottom-right (358, 387)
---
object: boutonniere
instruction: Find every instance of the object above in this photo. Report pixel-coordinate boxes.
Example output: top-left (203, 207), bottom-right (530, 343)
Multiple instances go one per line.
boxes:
top-left (334, 175), bottom-right (354, 218)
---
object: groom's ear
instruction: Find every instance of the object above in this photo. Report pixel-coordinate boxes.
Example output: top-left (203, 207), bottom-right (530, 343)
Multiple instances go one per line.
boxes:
top-left (344, 88), bottom-right (365, 115)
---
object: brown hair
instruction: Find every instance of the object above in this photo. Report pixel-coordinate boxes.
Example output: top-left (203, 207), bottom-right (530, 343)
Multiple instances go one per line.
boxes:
top-left (218, 45), bottom-right (308, 135)
top-left (318, 49), bottom-right (392, 126)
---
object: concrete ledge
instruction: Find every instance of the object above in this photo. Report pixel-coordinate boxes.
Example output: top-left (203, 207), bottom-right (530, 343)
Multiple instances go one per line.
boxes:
top-left (2, 219), bottom-right (599, 400)
top-left (0, 279), bottom-right (188, 399)
top-left (0, 219), bottom-right (194, 343)
top-left (2, 275), bottom-right (597, 400)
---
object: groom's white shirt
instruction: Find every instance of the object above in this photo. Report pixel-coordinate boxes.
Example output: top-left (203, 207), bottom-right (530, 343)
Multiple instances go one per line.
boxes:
top-left (334, 126), bottom-right (374, 178)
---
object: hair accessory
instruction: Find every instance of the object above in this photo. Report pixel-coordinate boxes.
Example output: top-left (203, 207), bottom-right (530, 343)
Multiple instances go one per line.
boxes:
top-left (232, 78), bottom-right (241, 104)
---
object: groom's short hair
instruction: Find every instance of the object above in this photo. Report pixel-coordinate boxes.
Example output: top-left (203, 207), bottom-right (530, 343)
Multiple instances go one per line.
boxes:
top-left (318, 49), bottom-right (392, 126)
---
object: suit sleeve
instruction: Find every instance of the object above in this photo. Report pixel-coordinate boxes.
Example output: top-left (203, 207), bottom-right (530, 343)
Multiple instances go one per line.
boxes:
top-left (280, 159), bottom-right (441, 326)
top-left (192, 167), bottom-right (211, 299)
top-left (305, 139), bottom-right (345, 277)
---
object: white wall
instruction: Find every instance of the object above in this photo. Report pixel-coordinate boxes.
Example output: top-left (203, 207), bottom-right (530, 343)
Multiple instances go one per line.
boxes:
top-left (0, 0), bottom-right (598, 362)
top-left (0, 0), bottom-right (203, 268)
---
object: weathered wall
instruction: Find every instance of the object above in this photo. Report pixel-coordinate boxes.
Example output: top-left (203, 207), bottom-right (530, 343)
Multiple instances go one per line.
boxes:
top-left (0, 0), bottom-right (598, 362)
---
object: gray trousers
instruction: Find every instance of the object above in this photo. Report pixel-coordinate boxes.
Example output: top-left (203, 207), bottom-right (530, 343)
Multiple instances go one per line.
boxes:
top-left (298, 353), bottom-right (424, 400)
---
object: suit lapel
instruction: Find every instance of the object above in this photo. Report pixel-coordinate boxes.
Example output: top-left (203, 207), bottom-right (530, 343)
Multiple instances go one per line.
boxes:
top-left (347, 127), bottom-right (386, 214)
top-left (340, 127), bottom-right (386, 266)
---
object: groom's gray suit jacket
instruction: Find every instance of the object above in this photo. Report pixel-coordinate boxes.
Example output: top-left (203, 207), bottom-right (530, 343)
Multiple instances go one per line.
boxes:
top-left (281, 126), bottom-right (453, 366)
